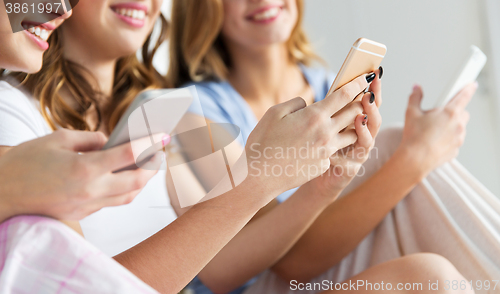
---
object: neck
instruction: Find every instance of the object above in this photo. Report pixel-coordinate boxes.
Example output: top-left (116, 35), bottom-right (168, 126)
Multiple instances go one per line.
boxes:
top-left (61, 34), bottom-right (117, 133)
top-left (226, 41), bottom-right (301, 103)
top-left (64, 53), bottom-right (116, 97)
top-left (61, 34), bottom-right (116, 96)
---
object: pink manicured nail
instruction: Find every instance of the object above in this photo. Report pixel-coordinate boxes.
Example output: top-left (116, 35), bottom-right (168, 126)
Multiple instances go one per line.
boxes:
top-left (413, 84), bottom-right (420, 91)
top-left (162, 134), bottom-right (171, 147)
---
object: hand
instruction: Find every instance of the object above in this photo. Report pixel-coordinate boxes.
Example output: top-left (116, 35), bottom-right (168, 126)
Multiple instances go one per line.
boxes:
top-left (306, 69), bottom-right (383, 201)
top-left (0, 129), bottom-right (166, 222)
top-left (244, 73), bottom-right (373, 199)
top-left (397, 83), bottom-right (477, 177)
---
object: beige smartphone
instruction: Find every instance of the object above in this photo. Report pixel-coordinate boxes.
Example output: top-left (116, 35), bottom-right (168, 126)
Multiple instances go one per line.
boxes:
top-left (327, 38), bottom-right (387, 97)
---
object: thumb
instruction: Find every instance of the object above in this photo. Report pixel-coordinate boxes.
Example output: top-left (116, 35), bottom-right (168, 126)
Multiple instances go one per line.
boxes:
top-left (407, 84), bottom-right (424, 112)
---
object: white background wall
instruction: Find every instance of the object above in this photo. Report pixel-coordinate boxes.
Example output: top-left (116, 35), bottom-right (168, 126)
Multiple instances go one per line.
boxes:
top-left (158, 0), bottom-right (500, 196)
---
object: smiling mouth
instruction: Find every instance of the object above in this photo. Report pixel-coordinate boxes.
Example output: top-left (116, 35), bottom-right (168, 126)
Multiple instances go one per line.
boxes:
top-left (112, 8), bottom-right (146, 21)
top-left (22, 22), bottom-right (50, 41)
top-left (248, 7), bottom-right (281, 22)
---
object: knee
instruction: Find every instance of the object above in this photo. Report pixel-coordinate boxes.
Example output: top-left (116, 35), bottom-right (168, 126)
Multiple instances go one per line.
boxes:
top-left (402, 253), bottom-right (474, 294)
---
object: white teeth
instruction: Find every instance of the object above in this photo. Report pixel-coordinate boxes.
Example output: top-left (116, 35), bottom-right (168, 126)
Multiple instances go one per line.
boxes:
top-left (113, 8), bottom-right (146, 20)
top-left (24, 24), bottom-right (50, 42)
top-left (252, 7), bottom-right (280, 21)
top-left (40, 30), bottom-right (49, 41)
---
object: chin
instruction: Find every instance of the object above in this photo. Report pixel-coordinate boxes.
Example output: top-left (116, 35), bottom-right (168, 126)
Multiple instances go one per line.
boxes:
top-left (9, 57), bottom-right (42, 74)
top-left (116, 46), bottom-right (142, 59)
top-left (111, 37), bottom-right (146, 58)
top-left (27, 63), bottom-right (43, 74)
top-left (25, 56), bottom-right (44, 74)
top-left (256, 34), bottom-right (292, 46)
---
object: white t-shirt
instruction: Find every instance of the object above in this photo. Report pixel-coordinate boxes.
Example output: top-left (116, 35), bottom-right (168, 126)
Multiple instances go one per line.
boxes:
top-left (0, 81), bottom-right (178, 256)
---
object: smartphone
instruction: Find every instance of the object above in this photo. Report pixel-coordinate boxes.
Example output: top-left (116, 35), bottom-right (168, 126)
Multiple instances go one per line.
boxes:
top-left (434, 45), bottom-right (487, 107)
top-left (327, 38), bottom-right (387, 97)
top-left (103, 87), bottom-right (193, 169)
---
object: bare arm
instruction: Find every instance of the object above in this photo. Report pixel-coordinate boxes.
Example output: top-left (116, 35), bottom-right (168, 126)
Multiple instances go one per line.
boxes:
top-left (114, 163), bottom-right (272, 294)
top-left (196, 182), bottom-right (342, 293)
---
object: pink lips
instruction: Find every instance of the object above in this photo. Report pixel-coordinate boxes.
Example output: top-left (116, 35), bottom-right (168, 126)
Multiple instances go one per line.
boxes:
top-left (23, 30), bottom-right (49, 51)
top-left (110, 2), bottom-right (148, 28)
top-left (111, 2), bottom-right (148, 12)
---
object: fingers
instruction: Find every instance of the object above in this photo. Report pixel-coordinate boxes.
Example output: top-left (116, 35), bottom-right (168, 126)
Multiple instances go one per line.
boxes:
top-left (335, 129), bottom-right (358, 150)
top-left (361, 92), bottom-right (382, 138)
top-left (90, 134), bottom-right (166, 173)
top-left (446, 82), bottom-right (478, 111)
top-left (84, 188), bottom-right (143, 214)
top-left (93, 152), bottom-right (162, 197)
top-left (316, 73), bottom-right (371, 115)
top-left (331, 100), bottom-right (364, 132)
top-left (407, 84), bottom-right (424, 114)
top-left (276, 97), bottom-right (307, 117)
top-left (462, 111), bottom-right (470, 124)
top-left (354, 113), bottom-right (373, 148)
top-left (369, 67), bottom-right (383, 107)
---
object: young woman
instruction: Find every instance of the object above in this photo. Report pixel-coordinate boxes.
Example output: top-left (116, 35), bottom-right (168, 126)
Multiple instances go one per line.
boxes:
top-left (0, 0), bottom-right (164, 224)
top-left (167, 0), bottom-right (500, 293)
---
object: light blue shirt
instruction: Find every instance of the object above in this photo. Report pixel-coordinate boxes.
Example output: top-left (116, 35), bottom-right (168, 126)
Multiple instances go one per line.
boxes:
top-left (184, 65), bottom-right (335, 294)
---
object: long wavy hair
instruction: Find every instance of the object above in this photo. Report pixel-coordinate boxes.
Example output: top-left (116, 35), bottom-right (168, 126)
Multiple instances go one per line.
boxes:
top-left (166, 0), bottom-right (320, 87)
top-left (2, 14), bottom-right (169, 133)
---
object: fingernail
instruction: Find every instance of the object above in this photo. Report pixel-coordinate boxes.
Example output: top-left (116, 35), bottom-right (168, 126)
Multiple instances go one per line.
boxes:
top-left (378, 66), bottom-right (384, 79)
top-left (366, 73), bottom-right (376, 83)
top-left (162, 134), bottom-right (171, 147)
top-left (369, 92), bottom-right (375, 104)
top-left (413, 84), bottom-right (420, 91)
top-left (362, 114), bottom-right (368, 126)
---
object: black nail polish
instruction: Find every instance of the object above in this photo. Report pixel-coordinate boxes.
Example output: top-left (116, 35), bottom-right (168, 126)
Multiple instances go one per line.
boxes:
top-left (362, 114), bottom-right (368, 126)
top-left (378, 66), bottom-right (384, 79)
top-left (366, 73), bottom-right (376, 83)
top-left (369, 92), bottom-right (375, 104)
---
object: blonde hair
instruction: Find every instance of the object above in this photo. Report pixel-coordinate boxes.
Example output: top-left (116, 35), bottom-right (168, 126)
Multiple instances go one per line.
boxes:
top-left (166, 0), bottom-right (319, 87)
top-left (3, 15), bottom-right (169, 133)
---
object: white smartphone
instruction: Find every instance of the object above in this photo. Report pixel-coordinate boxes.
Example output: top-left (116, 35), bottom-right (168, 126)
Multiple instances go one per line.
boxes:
top-left (327, 38), bottom-right (387, 97)
top-left (103, 87), bottom-right (193, 168)
top-left (434, 45), bottom-right (487, 107)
